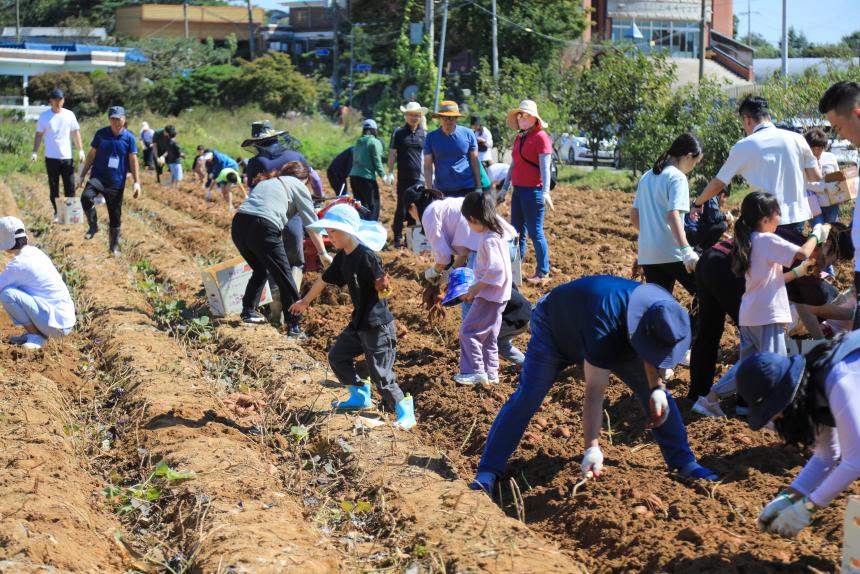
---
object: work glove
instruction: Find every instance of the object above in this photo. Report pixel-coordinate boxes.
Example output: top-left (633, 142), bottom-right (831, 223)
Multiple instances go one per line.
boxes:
top-left (769, 498), bottom-right (815, 538)
top-left (132, 182), bottom-right (142, 199)
top-left (474, 187), bottom-right (483, 194)
top-left (383, 173), bottom-right (395, 186)
top-left (649, 387), bottom-right (669, 428)
top-left (375, 274), bottom-right (392, 299)
top-left (681, 246), bottom-right (699, 273)
top-left (757, 492), bottom-right (793, 531)
top-left (725, 211), bottom-right (736, 227)
top-left (793, 258), bottom-right (814, 278)
top-left (811, 223), bottom-right (831, 245)
top-left (319, 252), bottom-right (333, 268)
top-left (581, 446), bottom-right (604, 477)
top-left (30, 152), bottom-right (38, 163)
top-left (543, 189), bottom-right (555, 211)
top-left (424, 266), bottom-right (440, 283)
top-left (157, 155), bottom-right (166, 167)
top-left (78, 149), bottom-right (86, 163)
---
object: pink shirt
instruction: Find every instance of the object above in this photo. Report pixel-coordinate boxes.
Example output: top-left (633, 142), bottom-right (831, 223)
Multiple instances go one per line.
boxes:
top-left (738, 231), bottom-right (800, 327)
top-left (472, 230), bottom-right (512, 304)
top-left (421, 197), bottom-right (478, 265)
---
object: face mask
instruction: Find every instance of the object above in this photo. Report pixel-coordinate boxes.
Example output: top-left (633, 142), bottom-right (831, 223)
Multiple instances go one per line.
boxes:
top-left (517, 116), bottom-right (536, 131)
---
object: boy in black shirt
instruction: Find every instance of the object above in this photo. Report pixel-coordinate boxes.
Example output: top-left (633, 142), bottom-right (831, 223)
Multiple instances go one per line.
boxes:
top-left (291, 204), bottom-right (415, 429)
top-left (165, 134), bottom-right (184, 188)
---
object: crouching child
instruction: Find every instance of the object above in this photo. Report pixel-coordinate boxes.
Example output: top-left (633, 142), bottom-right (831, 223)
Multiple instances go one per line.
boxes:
top-left (289, 204), bottom-right (416, 429)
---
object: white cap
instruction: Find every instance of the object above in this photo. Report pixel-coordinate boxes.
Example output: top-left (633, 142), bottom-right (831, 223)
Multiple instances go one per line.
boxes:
top-left (0, 216), bottom-right (26, 250)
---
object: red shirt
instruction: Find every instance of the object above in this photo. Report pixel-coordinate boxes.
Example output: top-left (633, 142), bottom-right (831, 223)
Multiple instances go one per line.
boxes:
top-left (510, 127), bottom-right (552, 187)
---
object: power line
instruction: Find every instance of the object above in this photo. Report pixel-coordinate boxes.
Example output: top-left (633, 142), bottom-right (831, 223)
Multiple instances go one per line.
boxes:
top-left (461, 0), bottom-right (570, 44)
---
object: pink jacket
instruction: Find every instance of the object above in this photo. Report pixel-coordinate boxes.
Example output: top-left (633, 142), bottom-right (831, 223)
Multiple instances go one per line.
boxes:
top-left (473, 230), bottom-right (512, 303)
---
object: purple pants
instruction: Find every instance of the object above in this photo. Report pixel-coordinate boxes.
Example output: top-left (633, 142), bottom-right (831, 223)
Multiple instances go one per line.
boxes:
top-left (459, 298), bottom-right (506, 378)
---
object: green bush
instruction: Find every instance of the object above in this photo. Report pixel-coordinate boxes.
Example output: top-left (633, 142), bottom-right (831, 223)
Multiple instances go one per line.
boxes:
top-left (27, 72), bottom-right (97, 117)
top-left (228, 53), bottom-right (321, 117)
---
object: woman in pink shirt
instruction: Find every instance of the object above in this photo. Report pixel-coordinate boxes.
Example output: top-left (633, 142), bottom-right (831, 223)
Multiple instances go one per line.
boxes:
top-left (453, 192), bottom-right (512, 385)
top-left (731, 191), bottom-right (828, 362)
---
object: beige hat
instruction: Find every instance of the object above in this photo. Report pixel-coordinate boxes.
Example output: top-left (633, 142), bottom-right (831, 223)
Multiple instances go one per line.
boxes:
top-left (432, 100), bottom-right (463, 118)
top-left (400, 101), bottom-right (428, 115)
top-left (506, 99), bottom-right (548, 130)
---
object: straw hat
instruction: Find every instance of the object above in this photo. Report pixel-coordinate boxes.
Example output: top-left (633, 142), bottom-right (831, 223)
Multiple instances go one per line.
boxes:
top-left (506, 99), bottom-right (548, 130)
top-left (400, 101), bottom-right (428, 115)
top-left (432, 100), bottom-right (463, 118)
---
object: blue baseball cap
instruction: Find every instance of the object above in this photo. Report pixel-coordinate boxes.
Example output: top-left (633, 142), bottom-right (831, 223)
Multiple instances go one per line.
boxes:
top-left (108, 106), bottom-right (126, 119)
top-left (736, 352), bottom-right (806, 431)
top-left (49, 88), bottom-right (64, 100)
top-left (626, 283), bottom-right (691, 369)
top-left (306, 203), bottom-right (387, 252)
top-left (442, 267), bottom-right (475, 307)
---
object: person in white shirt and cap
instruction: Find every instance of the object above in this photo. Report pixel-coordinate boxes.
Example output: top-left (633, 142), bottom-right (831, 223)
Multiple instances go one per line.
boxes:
top-left (0, 216), bottom-right (75, 350)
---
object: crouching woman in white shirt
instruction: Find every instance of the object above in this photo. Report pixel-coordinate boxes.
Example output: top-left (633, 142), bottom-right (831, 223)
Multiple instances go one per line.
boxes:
top-left (0, 216), bottom-right (75, 350)
top-left (736, 331), bottom-right (860, 538)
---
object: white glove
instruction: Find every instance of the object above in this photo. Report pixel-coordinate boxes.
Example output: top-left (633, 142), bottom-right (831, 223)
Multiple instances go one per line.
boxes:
top-left (681, 247), bottom-right (699, 273)
top-left (424, 267), bottom-right (440, 282)
top-left (383, 173), bottom-right (394, 186)
top-left (543, 189), bottom-right (555, 211)
top-left (319, 252), bottom-right (333, 267)
top-left (769, 498), bottom-right (814, 538)
top-left (581, 446), bottom-right (604, 477)
top-left (725, 212), bottom-right (736, 226)
top-left (793, 258), bottom-right (813, 278)
top-left (132, 182), bottom-right (141, 198)
top-left (30, 152), bottom-right (38, 163)
top-left (811, 223), bottom-right (831, 245)
top-left (757, 493), bottom-right (793, 531)
top-left (157, 155), bottom-right (166, 167)
top-left (649, 387), bottom-right (670, 427)
top-left (77, 149), bottom-right (85, 163)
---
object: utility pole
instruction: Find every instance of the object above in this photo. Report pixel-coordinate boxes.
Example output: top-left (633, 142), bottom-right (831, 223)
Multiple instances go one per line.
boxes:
top-left (183, 2), bottom-right (189, 39)
top-left (433, 0), bottom-right (448, 113)
top-left (246, 0), bottom-right (256, 60)
top-left (349, 20), bottom-right (355, 108)
top-left (491, 0), bottom-right (498, 81)
top-left (15, 0), bottom-right (20, 42)
top-left (698, 0), bottom-right (706, 80)
top-left (332, 0), bottom-right (339, 108)
top-left (427, 0), bottom-right (434, 70)
top-left (747, 0), bottom-right (750, 42)
top-left (781, 0), bottom-right (788, 77)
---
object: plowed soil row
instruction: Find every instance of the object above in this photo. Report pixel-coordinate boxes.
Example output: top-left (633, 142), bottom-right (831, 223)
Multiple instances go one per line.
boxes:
top-left (13, 175), bottom-right (340, 573)
top-left (137, 172), bottom-right (856, 572)
top-left (128, 178), bottom-right (588, 572)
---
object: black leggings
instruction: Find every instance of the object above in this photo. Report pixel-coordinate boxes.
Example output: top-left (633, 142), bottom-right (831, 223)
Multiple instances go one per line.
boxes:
top-left (393, 178), bottom-right (419, 241)
top-left (350, 176), bottom-right (380, 221)
top-left (642, 261), bottom-right (697, 297)
top-left (282, 214), bottom-right (305, 268)
top-left (45, 158), bottom-right (75, 213)
top-left (81, 181), bottom-right (124, 228)
top-left (231, 212), bottom-right (300, 320)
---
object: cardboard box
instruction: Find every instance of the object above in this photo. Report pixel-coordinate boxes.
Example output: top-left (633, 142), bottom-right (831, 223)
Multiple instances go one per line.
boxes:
top-left (201, 256), bottom-right (272, 317)
top-left (405, 226), bottom-right (431, 254)
top-left (57, 197), bottom-right (83, 225)
top-left (824, 167), bottom-right (859, 204)
top-left (842, 496), bottom-right (860, 573)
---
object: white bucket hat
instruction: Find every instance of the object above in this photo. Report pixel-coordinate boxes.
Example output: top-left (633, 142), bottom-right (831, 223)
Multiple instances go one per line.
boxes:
top-left (400, 101), bottom-right (428, 115)
top-left (306, 204), bottom-right (388, 252)
top-left (0, 216), bottom-right (26, 250)
top-left (506, 99), bottom-right (548, 130)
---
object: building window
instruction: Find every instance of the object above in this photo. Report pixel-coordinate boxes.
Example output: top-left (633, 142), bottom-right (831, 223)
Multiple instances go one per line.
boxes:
top-left (610, 19), bottom-right (700, 58)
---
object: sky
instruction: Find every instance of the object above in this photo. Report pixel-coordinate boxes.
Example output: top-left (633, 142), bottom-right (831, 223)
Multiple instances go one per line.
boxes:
top-left (249, 0), bottom-right (859, 47)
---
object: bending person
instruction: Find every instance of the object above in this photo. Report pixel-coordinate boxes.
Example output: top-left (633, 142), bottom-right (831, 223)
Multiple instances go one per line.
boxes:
top-left (471, 275), bottom-right (718, 494)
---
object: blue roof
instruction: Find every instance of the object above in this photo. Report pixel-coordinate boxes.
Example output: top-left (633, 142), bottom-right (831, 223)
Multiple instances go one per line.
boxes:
top-left (0, 42), bottom-right (147, 63)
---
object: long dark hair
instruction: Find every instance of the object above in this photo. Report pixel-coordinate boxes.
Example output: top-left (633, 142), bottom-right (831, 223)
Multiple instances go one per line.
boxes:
top-left (461, 191), bottom-right (503, 235)
top-left (652, 132), bottom-right (702, 175)
top-left (411, 186), bottom-right (445, 221)
top-left (774, 336), bottom-right (845, 447)
top-left (731, 191), bottom-right (781, 277)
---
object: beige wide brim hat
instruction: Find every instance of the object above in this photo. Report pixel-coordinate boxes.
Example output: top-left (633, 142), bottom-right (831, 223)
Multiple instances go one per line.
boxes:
top-left (506, 99), bottom-right (548, 130)
top-left (400, 101), bottom-right (428, 115)
top-left (432, 100), bottom-right (463, 118)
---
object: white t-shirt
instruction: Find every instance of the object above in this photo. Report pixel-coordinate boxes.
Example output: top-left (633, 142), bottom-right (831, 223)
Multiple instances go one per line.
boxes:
top-left (633, 166), bottom-right (690, 265)
top-left (475, 126), bottom-right (493, 162)
top-left (35, 108), bottom-right (80, 160)
top-left (0, 245), bottom-right (75, 330)
top-left (716, 123), bottom-right (818, 225)
top-left (486, 162), bottom-right (509, 184)
top-left (806, 151), bottom-right (841, 207)
top-left (738, 231), bottom-right (799, 327)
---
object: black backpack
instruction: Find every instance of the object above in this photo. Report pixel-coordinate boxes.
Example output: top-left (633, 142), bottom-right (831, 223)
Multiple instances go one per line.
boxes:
top-left (517, 131), bottom-right (557, 190)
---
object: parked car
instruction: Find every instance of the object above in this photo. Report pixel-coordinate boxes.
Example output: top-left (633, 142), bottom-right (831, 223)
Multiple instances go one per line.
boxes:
top-left (829, 138), bottom-right (858, 167)
top-left (557, 133), bottom-right (619, 167)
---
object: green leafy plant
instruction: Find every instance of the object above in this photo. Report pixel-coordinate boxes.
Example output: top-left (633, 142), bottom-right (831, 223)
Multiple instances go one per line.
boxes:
top-left (102, 459), bottom-right (196, 517)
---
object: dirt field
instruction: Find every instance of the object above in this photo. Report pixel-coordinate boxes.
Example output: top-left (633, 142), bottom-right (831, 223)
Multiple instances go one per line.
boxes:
top-left (1, 169), bottom-right (854, 573)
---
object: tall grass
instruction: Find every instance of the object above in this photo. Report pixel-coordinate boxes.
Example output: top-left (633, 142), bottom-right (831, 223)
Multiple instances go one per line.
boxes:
top-left (557, 165), bottom-right (638, 193)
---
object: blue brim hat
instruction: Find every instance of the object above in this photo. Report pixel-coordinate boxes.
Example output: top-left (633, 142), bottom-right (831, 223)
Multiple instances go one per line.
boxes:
top-left (306, 203), bottom-right (387, 252)
top-left (626, 283), bottom-right (691, 369)
top-left (442, 267), bottom-right (474, 306)
top-left (736, 353), bottom-right (806, 431)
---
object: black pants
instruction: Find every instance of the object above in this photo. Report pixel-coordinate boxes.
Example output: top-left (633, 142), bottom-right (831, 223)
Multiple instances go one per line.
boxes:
top-left (688, 249), bottom-right (744, 399)
top-left (45, 158), bottom-right (75, 214)
top-left (350, 176), bottom-right (380, 221)
top-left (687, 222), bottom-right (727, 253)
top-left (443, 188), bottom-right (474, 198)
top-left (81, 181), bottom-right (124, 228)
top-left (393, 178), bottom-right (419, 242)
top-left (329, 321), bottom-right (403, 410)
top-left (231, 212), bottom-right (300, 319)
top-left (642, 261), bottom-right (697, 297)
top-left (142, 145), bottom-right (153, 168)
top-left (282, 214), bottom-right (305, 268)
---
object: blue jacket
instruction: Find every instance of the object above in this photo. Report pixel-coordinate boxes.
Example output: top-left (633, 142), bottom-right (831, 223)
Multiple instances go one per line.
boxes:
top-left (684, 196), bottom-right (725, 235)
top-left (208, 149), bottom-right (239, 178)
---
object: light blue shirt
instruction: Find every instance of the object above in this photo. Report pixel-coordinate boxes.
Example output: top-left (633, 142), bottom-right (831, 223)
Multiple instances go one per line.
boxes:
top-left (633, 166), bottom-right (690, 265)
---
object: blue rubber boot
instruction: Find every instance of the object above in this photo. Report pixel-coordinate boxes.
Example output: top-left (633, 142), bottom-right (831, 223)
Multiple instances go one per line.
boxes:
top-left (469, 472), bottom-right (497, 494)
top-left (332, 381), bottom-right (372, 410)
top-left (393, 394), bottom-right (416, 430)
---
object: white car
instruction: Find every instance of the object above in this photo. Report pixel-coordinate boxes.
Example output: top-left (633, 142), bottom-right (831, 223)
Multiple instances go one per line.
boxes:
top-left (829, 139), bottom-right (858, 166)
top-left (558, 133), bottom-right (619, 167)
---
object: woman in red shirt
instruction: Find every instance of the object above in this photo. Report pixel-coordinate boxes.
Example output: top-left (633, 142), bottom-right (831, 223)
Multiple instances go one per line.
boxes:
top-left (499, 100), bottom-right (552, 283)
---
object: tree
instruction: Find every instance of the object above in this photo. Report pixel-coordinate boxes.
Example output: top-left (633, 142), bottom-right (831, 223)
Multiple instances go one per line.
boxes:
top-left (129, 37), bottom-right (235, 83)
top-left (843, 30), bottom-right (860, 52)
top-left (229, 52), bottom-right (320, 117)
top-left (27, 72), bottom-right (97, 117)
top-left (742, 32), bottom-right (780, 58)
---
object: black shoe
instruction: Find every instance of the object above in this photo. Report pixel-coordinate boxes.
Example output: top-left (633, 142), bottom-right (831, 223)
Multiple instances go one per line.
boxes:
top-left (241, 310), bottom-right (267, 324)
top-left (84, 209), bottom-right (98, 239)
top-left (286, 323), bottom-right (307, 340)
top-left (108, 227), bottom-right (121, 255)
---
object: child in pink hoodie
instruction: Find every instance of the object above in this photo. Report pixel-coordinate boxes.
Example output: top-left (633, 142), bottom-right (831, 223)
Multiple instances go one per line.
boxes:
top-left (454, 192), bottom-right (512, 385)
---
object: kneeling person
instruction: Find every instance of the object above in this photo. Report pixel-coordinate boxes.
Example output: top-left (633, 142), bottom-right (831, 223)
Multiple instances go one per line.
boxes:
top-left (290, 204), bottom-right (416, 429)
top-left (0, 217), bottom-right (75, 349)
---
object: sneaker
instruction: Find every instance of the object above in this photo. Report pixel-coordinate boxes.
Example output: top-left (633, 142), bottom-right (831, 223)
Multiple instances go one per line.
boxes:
top-left (9, 333), bottom-right (28, 345)
top-left (453, 373), bottom-right (488, 385)
top-left (286, 324), bottom-right (307, 340)
top-left (51, 215), bottom-right (59, 224)
top-left (525, 274), bottom-right (548, 285)
top-left (487, 373), bottom-right (500, 384)
top-left (21, 334), bottom-right (46, 350)
top-left (679, 349), bottom-right (691, 367)
top-left (240, 310), bottom-right (267, 325)
top-left (692, 396), bottom-right (726, 418)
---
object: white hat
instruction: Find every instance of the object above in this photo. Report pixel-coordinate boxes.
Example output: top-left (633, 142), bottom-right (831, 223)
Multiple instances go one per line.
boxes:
top-left (506, 99), bottom-right (548, 130)
top-left (0, 216), bottom-right (26, 250)
top-left (400, 101), bottom-right (428, 115)
top-left (306, 204), bottom-right (387, 252)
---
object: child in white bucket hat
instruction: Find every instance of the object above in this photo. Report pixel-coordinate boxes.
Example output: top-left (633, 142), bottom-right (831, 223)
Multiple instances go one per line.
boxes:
top-left (290, 204), bottom-right (416, 429)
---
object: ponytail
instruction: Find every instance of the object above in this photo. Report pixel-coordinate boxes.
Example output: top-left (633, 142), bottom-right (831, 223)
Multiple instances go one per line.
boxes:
top-left (731, 191), bottom-right (781, 277)
top-left (731, 217), bottom-right (754, 277)
top-left (653, 132), bottom-right (702, 175)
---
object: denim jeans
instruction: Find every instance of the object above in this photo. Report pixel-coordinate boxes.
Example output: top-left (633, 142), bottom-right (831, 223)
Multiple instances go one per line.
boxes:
top-left (811, 204), bottom-right (841, 226)
top-left (498, 321), bottom-right (527, 364)
top-left (510, 186), bottom-right (549, 277)
top-left (0, 287), bottom-right (72, 339)
top-left (476, 303), bottom-right (697, 477)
